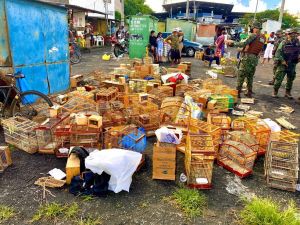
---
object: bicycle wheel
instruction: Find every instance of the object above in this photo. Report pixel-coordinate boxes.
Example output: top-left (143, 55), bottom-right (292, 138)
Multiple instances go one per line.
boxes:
top-left (10, 90), bottom-right (53, 123)
top-left (70, 52), bottom-right (81, 64)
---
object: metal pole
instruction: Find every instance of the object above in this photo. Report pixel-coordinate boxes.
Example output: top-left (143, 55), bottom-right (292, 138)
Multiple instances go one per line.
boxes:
top-left (254, 0), bottom-right (258, 21)
top-left (186, 0), bottom-right (189, 19)
top-left (193, 0), bottom-right (196, 20)
top-left (278, 0), bottom-right (285, 28)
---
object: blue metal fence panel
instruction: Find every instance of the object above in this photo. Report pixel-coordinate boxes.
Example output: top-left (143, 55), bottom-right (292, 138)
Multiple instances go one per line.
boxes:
top-left (5, 0), bottom-right (45, 66)
top-left (3, 0), bottom-right (70, 95)
top-left (44, 7), bottom-right (69, 63)
top-left (47, 62), bottom-right (69, 94)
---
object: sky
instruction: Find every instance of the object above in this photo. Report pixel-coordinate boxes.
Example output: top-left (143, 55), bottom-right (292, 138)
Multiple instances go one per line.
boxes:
top-left (145, 0), bottom-right (300, 14)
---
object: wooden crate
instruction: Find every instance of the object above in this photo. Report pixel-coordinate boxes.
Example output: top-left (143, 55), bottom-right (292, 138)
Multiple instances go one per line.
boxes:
top-left (132, 101), bottom-right (159, 114)
top-left (134, 111), bottom-right (160, 135)
top-left (207, 113), bottom-right (231, 130)
top-left (66, 153), bottom-right (80, 184)
top-left (0, 146), bottom-right (12, 173)
top-left (217, 140), bottom-right (257, 178)
top-left (153, 142), bottom-right (176, 180)
top-left (185, 150), bottom-right (214, 189)
top-left (266, 177), bottom-right (297, 192)
top-left (2, 117), bottom-right (39, 154)
top-left (129, 79), bottom-right (148, 93)
top-left (231, 117), bottom-right (258, 131)
top-left (148, 86), bottom-right (173, 101)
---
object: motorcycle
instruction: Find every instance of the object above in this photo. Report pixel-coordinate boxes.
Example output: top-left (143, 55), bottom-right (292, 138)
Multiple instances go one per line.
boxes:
top-left (69, 42), bottom-right (81, 64)
top-left (112, 36), bottom-right (129, 58)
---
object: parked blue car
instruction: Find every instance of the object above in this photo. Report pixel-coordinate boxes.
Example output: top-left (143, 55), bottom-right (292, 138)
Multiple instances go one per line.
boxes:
top-left (162, 32), bottom-right (203, 57)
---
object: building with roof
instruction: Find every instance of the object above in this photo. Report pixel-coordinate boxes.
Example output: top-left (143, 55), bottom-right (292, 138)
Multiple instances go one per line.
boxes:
top-left (157, 0), bottom-right (245, 24)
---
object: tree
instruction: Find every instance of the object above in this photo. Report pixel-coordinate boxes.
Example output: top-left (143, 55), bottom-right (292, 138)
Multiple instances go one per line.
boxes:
top-left (115, 10), bottom-right (122, 21)
top-left (124, 0), bottom-right (153, 17)
top-left (240, 9), bottom-right (299, 29)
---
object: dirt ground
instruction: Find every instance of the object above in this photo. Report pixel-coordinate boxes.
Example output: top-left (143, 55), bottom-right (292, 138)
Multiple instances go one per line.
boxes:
top-left (1, 47), bottom-right (300, 225)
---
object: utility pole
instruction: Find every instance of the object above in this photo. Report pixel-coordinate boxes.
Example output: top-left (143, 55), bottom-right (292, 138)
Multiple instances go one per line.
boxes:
top-left (186, 0), bottom-right (189, 20)
top-left (253, 0), bottom-right (258, 21)
top-left (193, 0), bottom-right (196, 20)
top-left (278, 0), bottom-right (285, 28)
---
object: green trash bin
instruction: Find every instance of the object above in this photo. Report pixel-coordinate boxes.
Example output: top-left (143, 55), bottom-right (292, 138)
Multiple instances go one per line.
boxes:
top-left (128, 15), bottom-right (158, 59)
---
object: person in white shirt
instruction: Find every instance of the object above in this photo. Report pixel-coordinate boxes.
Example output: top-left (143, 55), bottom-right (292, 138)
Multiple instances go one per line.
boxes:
top-left (262, 32), bottom-right (275, 64)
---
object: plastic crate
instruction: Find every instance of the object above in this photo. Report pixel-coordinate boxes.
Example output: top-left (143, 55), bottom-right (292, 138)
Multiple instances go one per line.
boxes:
top-left (2, 117), bottom-right (39, 154)
top-left (217, 140), bottom-right (257, 178)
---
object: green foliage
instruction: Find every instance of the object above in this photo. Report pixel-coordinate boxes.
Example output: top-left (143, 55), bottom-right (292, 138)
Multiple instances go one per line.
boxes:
top-left (240, 9), bottom-right (299, 29)
top-left (115, 11), bottom-right (122, 21)
top-left (0, 205), bottom-right (15, 223)
top-left (31, 202), bottom-right (79, 222)
top-left (124, 0), bottom-right (153, 17)
top-left (240, 197), bottom-right (300, 225)
top-left (172, 188), bottom-right (207, 218)
top-left (75, 216), bottom-right (102, 225)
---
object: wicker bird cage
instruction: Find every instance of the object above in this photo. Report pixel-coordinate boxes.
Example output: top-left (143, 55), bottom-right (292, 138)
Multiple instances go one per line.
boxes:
top-left (218, 140), bottom-right (257, 178)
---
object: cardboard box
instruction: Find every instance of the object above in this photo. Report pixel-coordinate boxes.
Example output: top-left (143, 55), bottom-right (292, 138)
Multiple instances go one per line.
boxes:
top-left (152, 142), bottom-right (176, 180)
top-left (66, 153), bottom-right (80, 184)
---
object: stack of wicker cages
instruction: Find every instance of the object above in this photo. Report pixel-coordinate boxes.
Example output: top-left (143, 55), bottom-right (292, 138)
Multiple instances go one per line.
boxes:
top-left (2, 117), bottom-right (39, 154)
top-left (218, 140), bottom-right (257, 178)
top-left (189, 118), bottom-right (222, 154)
top-left (265, 141), bottom-right (299, 192)
top-left (34, 113), bottom-right (70, 154)
top-left (175, 84), bottom-right (198, 97)
top-left (207, 113), bottom-right (231, 140)
top-left (134, 111), bottom-right (161, 137)
top-left (160, 97), bottom-right (191, 153)
top-left (95, 87), bottom-right (118, 102)
top-left (185, 132), bottom-right (215, 189)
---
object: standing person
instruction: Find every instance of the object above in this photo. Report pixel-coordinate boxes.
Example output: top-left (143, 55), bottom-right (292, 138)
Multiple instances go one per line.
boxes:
top-left (226, 21), bottom-right (266, 98)
top-left (269, 30), bottom-right (285, 85)
top-left (272, 28), bottom-right (300, 99)
top-left (116, 25), bottom-right (125, 40)
top-left (215, 30), bottom-right (226, 57)
top-left (263, 31), bottom-right (269, 52)
top-left (262, 32), bottom-right (275, 64)
top-left (84, 23), bottom-right (93, 50)
top-left (149, 30), bottom-right (157, 61)
top-left (156, 32), bottom-right (164, 63)
top-left (165, 28), bottom-right (180, 66)
top-left (178, 28), bottom-right (184, 61)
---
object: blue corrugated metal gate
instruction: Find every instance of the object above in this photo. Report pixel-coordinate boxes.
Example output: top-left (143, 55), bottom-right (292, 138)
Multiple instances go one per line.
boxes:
top-left (0, 0), bottom-right (70, 95)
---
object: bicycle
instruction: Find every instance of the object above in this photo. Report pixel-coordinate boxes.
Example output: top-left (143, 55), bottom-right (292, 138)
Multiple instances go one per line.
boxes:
top-left (0, 72), bottom-right (53, 122)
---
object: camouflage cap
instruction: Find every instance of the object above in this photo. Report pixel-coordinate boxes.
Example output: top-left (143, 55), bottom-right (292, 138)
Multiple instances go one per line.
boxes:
top-left (251, 21), bottom-right (262, 29)
top-left (286, 28), bottom-right (298, 34)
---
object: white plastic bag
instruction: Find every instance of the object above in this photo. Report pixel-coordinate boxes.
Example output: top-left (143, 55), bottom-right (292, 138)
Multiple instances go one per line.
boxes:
top-left (155, 126), bottom-right (183, 144)
top-left (85, 149), bottom-right (142, 193)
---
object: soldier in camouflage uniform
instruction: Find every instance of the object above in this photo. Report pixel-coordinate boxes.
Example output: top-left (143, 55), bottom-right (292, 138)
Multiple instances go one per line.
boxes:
top-left (226, 21), bottom-right (266, 98)
top-left (268, 29), bottom-right (285, 85)
top-left (273, 28), bottom-right (300, 98)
